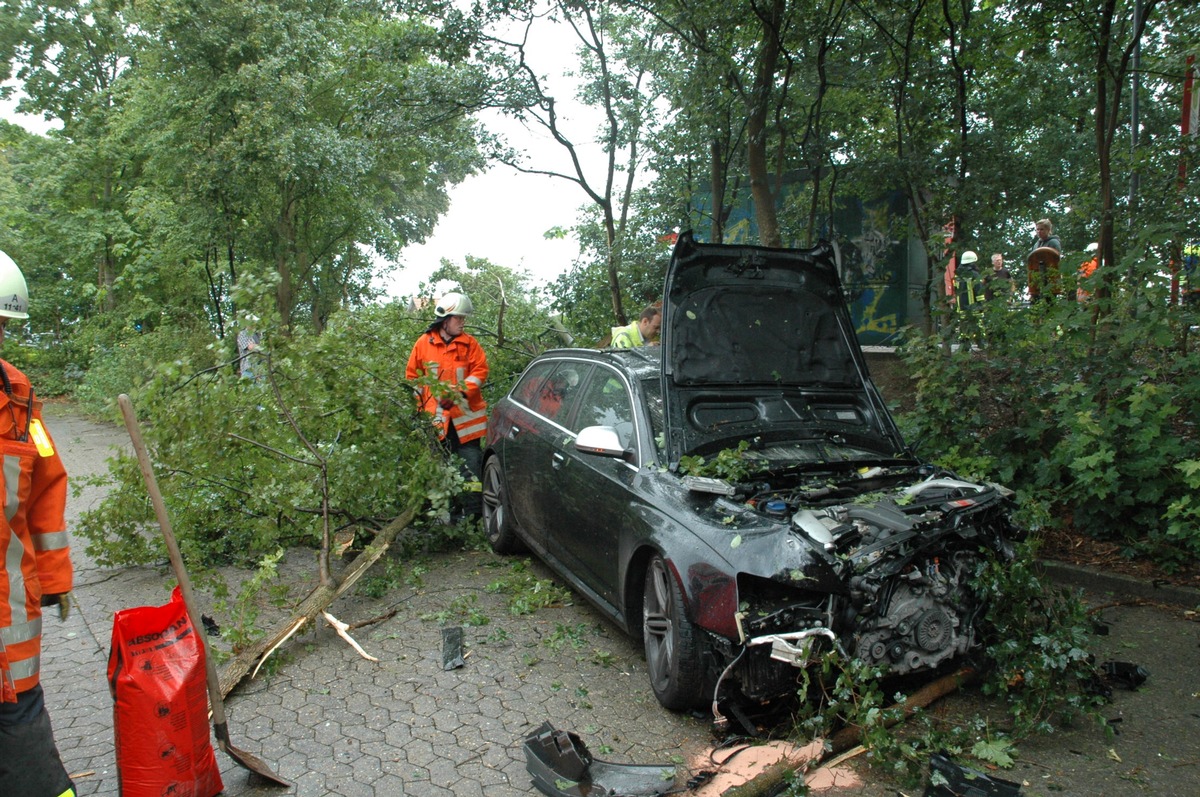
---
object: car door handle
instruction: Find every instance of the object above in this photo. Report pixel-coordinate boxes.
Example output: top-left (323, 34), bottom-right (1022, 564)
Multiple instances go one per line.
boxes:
top-left (551, 452), bottom-right (566, 469)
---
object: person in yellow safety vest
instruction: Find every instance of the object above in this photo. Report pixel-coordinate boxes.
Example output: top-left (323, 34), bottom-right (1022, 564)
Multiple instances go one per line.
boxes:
top-left (0, 250), bottom-right (77, 797)
top-left (954, 251), bottom-right (984, 310)
top-left (610, 305), bottom-right (662, 348)
top-left (406, 291), bottom-right (489, 516)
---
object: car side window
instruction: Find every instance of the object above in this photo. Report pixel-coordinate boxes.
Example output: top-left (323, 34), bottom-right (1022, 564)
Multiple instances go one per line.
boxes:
top-left (513, 361), bottom-right (586, 425)
top-left (571, 369), bottom-right (635, 450)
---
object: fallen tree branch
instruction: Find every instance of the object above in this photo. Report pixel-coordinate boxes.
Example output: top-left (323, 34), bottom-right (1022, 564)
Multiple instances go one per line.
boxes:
top-left (347, 608), bottom-right (398, 630)
top-left (719, 667), bottom-right (981, 797)
top-left (827, 666), bottom-right (980, 755)
top-left (218, 507), bottom-right (416, 697)
top-left (323, 611), bottom-right (379, 662)
top-left (251, 618), bottom-right (308, 680)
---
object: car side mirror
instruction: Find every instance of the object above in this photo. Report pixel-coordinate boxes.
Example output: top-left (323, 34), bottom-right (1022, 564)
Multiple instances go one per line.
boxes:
top-left (575, 426), bottom-right (630, 460)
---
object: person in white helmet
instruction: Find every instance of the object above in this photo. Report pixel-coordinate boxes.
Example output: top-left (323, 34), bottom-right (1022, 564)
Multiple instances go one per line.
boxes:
top-left (0, 250), bottom-right (77, 797)
top-left (1076, 242), bottom-right (1100, 303)
top-left (954, 251), bottom-right (984, 311)
top-left (953, 250), bottom-right (985, 345)
top-left (406, 291), bottom-right (489, 517)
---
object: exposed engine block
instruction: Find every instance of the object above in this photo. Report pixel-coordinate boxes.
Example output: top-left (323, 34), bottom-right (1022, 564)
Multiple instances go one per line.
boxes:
top-left (850, 551), bottom-right (978, 674)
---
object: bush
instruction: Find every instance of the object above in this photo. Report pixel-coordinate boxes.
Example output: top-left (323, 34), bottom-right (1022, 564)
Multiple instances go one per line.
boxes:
top-left (74, 304), bottom-right (459, 569)
top-left (897, 288), bottom-right (1200, 563)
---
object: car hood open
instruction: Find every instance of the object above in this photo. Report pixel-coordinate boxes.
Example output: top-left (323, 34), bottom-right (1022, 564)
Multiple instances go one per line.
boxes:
top-left (661, 231), bottom-right (907, 466)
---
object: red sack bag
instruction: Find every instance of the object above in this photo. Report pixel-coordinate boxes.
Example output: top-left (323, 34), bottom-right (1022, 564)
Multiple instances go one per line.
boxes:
top-left (108, 586), bottom-right (223, 797)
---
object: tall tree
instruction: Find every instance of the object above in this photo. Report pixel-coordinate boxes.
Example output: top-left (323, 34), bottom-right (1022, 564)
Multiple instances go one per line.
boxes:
top-left (483, 0), bottom-right (667, 324)
top-left (123, 0), bottom-right (484, 332)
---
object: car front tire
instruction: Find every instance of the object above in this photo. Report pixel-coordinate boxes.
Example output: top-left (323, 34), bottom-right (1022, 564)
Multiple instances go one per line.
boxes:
top-left (642, 554), bottom-right (705, 711)
top-left (482, 457), bottom-right (523, 554)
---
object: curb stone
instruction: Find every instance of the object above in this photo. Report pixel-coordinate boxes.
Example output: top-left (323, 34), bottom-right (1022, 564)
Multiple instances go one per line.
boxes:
top-left (1038, 559), bottom-right (1200, 608)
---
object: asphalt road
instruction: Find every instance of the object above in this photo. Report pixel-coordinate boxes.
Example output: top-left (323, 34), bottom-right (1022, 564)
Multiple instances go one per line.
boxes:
top-left (39, 402), bottom-right (1200, 796)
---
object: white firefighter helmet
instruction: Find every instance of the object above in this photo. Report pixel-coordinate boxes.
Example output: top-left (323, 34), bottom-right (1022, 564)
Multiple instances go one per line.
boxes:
top-left (960, 250), bottom-right (979, 266)
top-left (435, 292), bottom-right (474, 319)
top-left (0, 250), bottom-right (30, 320)
top-left (1086, 242), bottom-right (1099, 253)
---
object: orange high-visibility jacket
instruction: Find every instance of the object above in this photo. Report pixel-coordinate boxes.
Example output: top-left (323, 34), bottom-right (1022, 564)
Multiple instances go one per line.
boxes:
top-left (0, 360), bottom-right (70, 702)
top-left (405, 329), bottom-right (489, 444)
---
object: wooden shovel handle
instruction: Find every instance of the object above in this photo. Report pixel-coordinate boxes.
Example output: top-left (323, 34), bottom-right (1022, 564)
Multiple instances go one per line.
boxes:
top-left (117, 394), bottom-right (228, 727)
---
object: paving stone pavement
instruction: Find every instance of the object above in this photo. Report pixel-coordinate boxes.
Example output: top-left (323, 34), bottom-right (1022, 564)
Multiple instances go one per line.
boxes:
top-left (41, 404), bottom-right (717, 797)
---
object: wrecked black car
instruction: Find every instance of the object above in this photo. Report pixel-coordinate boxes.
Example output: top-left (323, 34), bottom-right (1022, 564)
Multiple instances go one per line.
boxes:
top-left (482, 231), bottom-right (1023, 713)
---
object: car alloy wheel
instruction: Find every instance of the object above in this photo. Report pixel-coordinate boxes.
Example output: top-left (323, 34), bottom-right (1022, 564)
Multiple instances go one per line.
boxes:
top-left (482, 457), bottom-right (523, 553)
top-left (642, 554), bottom-right (704, 710)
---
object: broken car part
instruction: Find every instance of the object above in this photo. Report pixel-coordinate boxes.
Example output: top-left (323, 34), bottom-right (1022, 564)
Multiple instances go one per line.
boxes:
top-left (522, 721), bottom-right (676, 797)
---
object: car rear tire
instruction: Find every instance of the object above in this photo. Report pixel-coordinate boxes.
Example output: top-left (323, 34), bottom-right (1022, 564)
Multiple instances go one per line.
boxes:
top-left (642, 554), bottom-right (704, 711)
top-left (482, 457), bottom-right (523, 554)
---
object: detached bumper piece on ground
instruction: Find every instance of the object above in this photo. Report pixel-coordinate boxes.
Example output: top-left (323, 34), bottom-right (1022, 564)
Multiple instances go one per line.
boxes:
top-left (523, 721), bottom-right (676, 797)
top-left (442, 626), bottom-right (465, 670)
top-left (924, 752), bottom-right (1022, 797)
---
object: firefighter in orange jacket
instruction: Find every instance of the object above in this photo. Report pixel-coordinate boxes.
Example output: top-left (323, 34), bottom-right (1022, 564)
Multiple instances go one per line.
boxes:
top-left (0, 250), bottom-right (76, 797)
top-left (406, 292), bottom-right (489, 516)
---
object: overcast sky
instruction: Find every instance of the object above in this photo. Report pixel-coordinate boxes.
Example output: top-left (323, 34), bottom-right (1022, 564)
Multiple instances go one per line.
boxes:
top-left (383, 143), bottom-right (594, 302)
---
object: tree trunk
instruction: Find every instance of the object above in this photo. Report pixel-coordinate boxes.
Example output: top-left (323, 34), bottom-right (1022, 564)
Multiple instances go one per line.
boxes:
top-left (276, 186), bottom-right (296, 332)
top-left (711, 139), bottom-right (727, 243)
top-left (747, 0), bottom-right (785, 247)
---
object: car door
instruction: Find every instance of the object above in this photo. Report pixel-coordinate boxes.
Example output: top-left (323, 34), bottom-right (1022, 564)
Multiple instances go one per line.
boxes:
top-left (544, 365), bottom-right (639, 607)
top-left (498, 360), bottom-right (589, 552)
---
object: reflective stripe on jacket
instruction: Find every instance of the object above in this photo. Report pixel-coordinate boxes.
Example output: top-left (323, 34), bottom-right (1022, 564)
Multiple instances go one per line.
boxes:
top-left (610, 321), bottom-right (643, 349)
top-left (1, 360), bottom-right (70, 701)
top-left (405, 330), bottom-right (489, 444)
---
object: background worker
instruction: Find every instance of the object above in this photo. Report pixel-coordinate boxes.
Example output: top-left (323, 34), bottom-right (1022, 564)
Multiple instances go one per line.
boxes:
top-left (1027, 218), bottom-right (1063, 301)
top-left (610, 305), bottom-right (662, 348)
top-left (1076, 242), bottom-right (1099, 302)
top-left (983, 253), bottom-right (1014, 302)
top-left (953, 251), bottom-right (985, 344)
top-left (406, 291), bottom-right (489, 517)
top-left (953, 251), bottom-right (984, 309)
top-left (0, 250), bottom-right (76, 797)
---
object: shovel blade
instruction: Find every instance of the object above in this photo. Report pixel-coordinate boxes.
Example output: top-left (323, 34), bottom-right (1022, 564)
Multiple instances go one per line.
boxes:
top-left (215, 723), bottom-right (292, 787)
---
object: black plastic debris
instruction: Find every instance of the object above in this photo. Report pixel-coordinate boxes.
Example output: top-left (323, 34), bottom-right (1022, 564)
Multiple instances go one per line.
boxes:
top-left (924, 751), bottom-right (1022, 797)
top-left (201, 614), bottom-right (221, 636)
top-left (1083, 675), bottom-right (1113, 702)
top-left (442, 626), bottom-right (465, 670)
top-left (1101, 661), bottom-right (1149, 690)
top-left (523, 721), bottom-right (677, 797)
